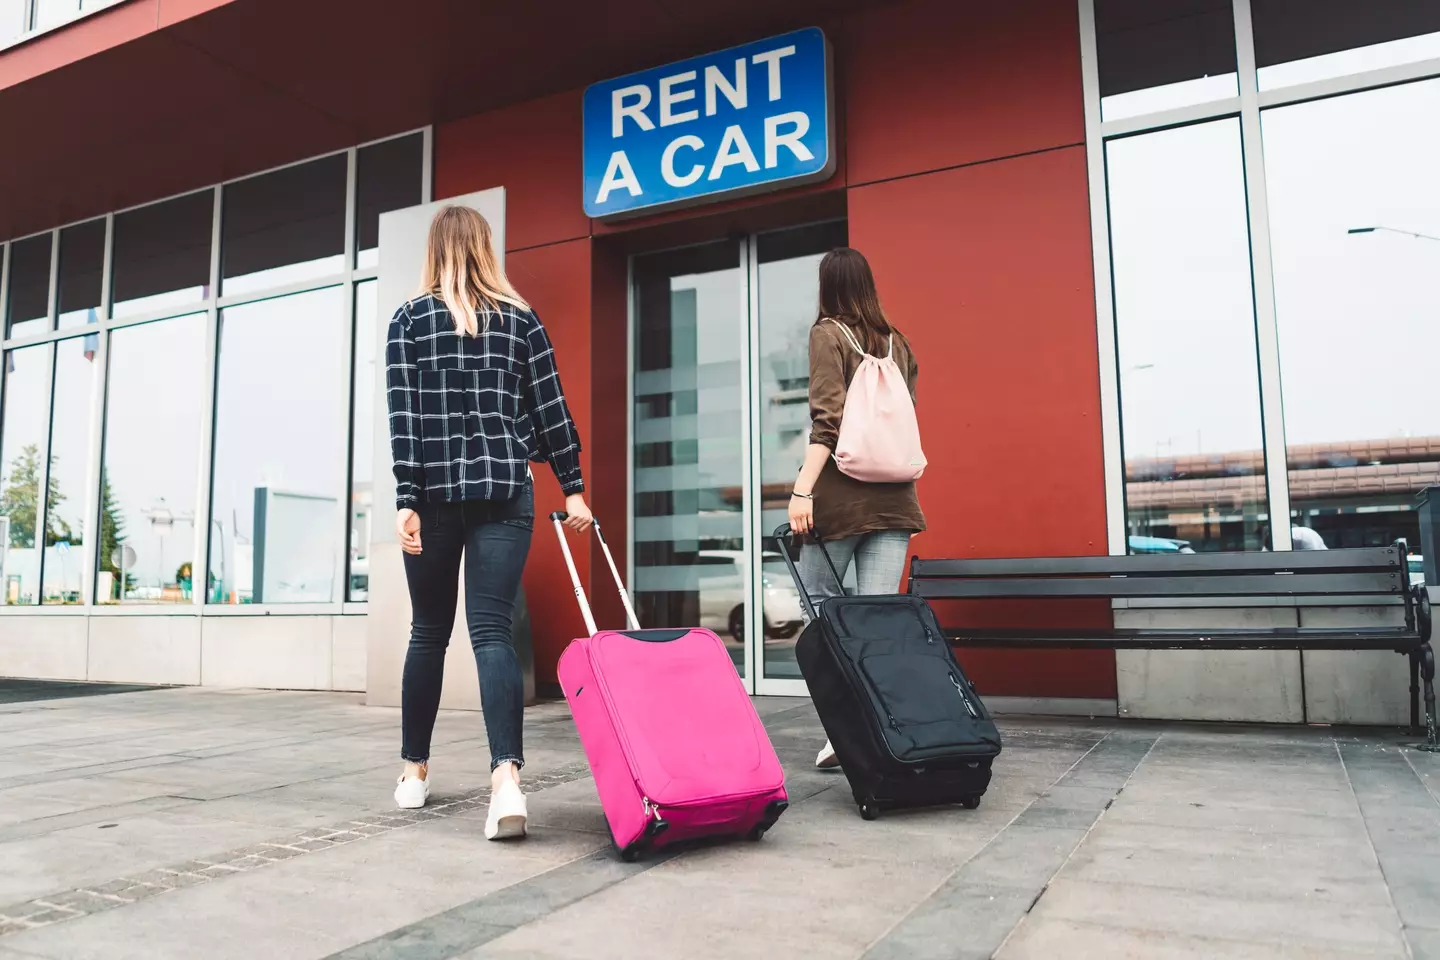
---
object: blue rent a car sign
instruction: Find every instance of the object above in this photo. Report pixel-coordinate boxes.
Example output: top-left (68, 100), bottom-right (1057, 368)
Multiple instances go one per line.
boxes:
top-left (583, 28), bottom-right (833, 220)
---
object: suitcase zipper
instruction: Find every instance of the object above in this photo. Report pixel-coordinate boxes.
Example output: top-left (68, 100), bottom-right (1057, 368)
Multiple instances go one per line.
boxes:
top-left (950, 672), bottom-right (980, 718)
top-left (642, 796), bottom-right (662, 823)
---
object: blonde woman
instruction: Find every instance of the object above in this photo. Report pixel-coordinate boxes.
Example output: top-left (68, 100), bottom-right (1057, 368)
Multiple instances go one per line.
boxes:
top-left (387, 206), bottom-right (593, 840)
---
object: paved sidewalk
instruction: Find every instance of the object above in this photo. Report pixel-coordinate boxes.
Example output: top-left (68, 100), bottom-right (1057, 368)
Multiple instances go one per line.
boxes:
top-left (1, 684), bottom-right (1438, 959)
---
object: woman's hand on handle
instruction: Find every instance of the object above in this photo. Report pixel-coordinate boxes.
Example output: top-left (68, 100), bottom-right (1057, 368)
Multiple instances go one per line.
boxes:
top-left (788, 494), bottom-right (815, 538)
top-left (563, 494), bottom-right (593, 533)
top-left (396, 508), bottom-right (422, 556)
top-left (788, 442), bottom-right (829, 539)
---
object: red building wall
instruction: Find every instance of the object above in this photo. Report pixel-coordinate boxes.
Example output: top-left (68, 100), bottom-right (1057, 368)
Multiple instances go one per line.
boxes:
top-left (434, 0), bottom-right (1115, 698)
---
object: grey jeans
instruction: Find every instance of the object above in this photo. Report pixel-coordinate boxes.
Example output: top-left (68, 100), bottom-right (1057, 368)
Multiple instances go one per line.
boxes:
top-left (797, 530), bottom-right (912, 619)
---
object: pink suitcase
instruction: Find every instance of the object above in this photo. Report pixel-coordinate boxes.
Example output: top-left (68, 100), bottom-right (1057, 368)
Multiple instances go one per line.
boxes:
top-left (550, 512), bottom-right (789, 861)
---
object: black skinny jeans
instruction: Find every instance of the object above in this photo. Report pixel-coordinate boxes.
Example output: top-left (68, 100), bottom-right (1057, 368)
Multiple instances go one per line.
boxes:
top-left (400, 484), bottom-right (532, 770)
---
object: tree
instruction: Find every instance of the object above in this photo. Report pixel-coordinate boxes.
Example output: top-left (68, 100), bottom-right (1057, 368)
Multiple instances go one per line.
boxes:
top-left (97, 472), bottom-right (131, 597)
top-left (0, 444), bottom-right (73, 549)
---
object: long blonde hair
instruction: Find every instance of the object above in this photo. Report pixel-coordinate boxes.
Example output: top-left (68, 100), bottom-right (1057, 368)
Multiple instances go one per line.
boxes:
top-left (418, 206), bottom-right (529, 336)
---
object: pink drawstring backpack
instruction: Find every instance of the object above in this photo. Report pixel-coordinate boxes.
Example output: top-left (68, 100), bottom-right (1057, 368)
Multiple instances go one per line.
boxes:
top-left (826, 320), bottom-right (927, 483)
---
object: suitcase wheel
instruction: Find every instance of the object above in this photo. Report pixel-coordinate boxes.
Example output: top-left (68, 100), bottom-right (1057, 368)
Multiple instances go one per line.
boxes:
top-left (617, 817), bottom-right (670, 862)
top-left (959, 794), bottom-right (982, 810)
top-left (859, 801), bottom-right (881, 821)
top-left (747, 799), bottom-right (790, 841)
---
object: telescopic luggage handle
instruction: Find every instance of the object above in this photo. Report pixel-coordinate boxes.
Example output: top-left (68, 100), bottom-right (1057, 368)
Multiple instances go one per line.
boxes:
top-left (550, 512), bottom-right (641, 637)
top-left (771, 523), bottom-right (845, 622)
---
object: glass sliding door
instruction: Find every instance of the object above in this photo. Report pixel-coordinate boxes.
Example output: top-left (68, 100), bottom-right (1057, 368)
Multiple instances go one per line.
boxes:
top-left (630, 221), bottom-right (845, 695)
top-left (631, 242), bottom-right (749, 677)
top-left (752, 222), bottom-right (847, 688)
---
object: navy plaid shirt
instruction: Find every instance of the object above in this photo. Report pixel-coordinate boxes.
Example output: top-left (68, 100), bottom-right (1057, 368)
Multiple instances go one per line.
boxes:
top-left (386, 294), bottom-right (584, 510)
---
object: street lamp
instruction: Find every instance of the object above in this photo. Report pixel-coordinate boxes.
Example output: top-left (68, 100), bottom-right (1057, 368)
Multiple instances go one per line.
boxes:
top-left (1347, 225), bottom-right (1440, 243)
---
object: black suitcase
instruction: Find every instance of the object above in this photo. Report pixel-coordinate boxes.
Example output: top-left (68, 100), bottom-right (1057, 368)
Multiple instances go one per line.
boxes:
top-left (775, 525), bottom-right (1002, 820)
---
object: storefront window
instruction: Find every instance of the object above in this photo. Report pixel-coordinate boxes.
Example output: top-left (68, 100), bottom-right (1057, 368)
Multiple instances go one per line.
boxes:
top-left (112, 190), bottom-right (212, 319)
top-left (1263, 78), bottom-right (1440, 552)
top-left (56, 218), bottom-right (104, 330)
top-left (221, 154), bottom-right (346, 295)
top-left (97, 314), bottom-right (206, 603)
top-left (348, 280), bottom-right (378, 600)
top-left (1095, 0), bottom-right (1238, 120)
top-left (356, 134), bottom-right (424, 270)
top-left (32, 0), bottom-right (77, 31)
top-left (1107, 119), bottom-right (1268, 552)
top-left (1253, 0), bottom-right (1440, 90)
top-left (6, 233), bottom-right (51, 340)
top-left (40, 336), bottom-right (98, 604)
top-left (632, 242), bottom-right (746, 674)
top-left (209, 287), bottom-right (347, 603)
top-left (0, 0), bottom-right (27, 45)
top-left (0, 343), bottom-right (51, 605)
top-left (756, 221), bottom-right (846, 680)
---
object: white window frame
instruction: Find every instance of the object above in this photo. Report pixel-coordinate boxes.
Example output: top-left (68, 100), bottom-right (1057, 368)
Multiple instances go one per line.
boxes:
top-left (1079, 0), bottom-right (1440, 555)
top-left (0, 126), bottom-right (433, 615)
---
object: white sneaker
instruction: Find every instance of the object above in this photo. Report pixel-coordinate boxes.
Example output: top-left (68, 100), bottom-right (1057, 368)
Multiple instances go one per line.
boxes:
top-left (485, 778), bottom-right (528, 840)
top-left (394, 773), bottom-right (430, 809)
top-left (816, 740), bottom-right (840, 770)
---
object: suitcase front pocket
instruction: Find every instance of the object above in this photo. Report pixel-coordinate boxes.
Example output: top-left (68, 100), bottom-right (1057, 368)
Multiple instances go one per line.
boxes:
top-left (858, 653), bottom-right (997, 756)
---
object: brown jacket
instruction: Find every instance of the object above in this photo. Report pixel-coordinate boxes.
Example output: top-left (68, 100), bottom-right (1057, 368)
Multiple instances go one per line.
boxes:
top-left (807, 320), bottom-right (927, 542)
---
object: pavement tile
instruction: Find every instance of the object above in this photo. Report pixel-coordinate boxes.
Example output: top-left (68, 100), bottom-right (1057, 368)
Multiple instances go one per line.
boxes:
top-left (999, 917), bottom-right (1400, 959)
top-left (1029, 877), bottom-right (1406, 954)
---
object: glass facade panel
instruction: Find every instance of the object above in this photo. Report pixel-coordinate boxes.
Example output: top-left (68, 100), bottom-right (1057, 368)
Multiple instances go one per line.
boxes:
top-left (6, 234), bottom-right (52, 340)
top-left (348, 280), bottom-right (378, 601)
top-left (1254, 0), bottom-right (1440, 90)
top-left (112, 191), bottom-right (212, 319)
top-left (632, 242), bottom-right (746, 674)
top-left (1095, 0), bottom-right (1238, 120)
top-left (32, 0), bottom-right (77, 30)
top-left (40, 337), bottom-right (98, 603)
top-left (0, 343), bottom-right (51, 605)
top-left (1263, 79), bottom-right (1440, 552)
top-left (222, 154), bottom-right (346, 295)
top-left (755, 221), bottom-right (846, 681)
top-left (1107, 119), bottom-right (1268, 552)
top-left (0, 0), bottom-right (27, 44)
top-left (97, 314), bottom-right (206, 603)
top-left (209, 287), bottom-right (347, 604)
top-left (356, 134), bottom-right (424, 270)
top-left (56, 218), bottom-right (105, 330)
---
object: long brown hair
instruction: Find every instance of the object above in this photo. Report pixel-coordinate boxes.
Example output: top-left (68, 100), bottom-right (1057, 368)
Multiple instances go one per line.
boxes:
top-left (816, 247), bottom-right (892, 356)
top-left (418, 205), bottom-right (529, 336)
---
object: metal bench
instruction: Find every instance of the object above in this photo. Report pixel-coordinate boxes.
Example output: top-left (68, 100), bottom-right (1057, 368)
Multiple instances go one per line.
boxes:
top-left (908, 542), bottom-right (1437, 749)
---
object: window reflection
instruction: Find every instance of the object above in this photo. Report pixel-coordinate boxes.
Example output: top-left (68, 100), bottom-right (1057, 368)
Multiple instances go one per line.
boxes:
top-left (6, 234), bottom-right (51, 340)
top-left (41, 337), bottom-right (98, 604)
top-left (1095, 0), bottom-right (1238, 121)
top-left (112, 191), bottom-right (212, 318)
top-left (222, 155), bottom-right (346, 295)
top-left (1265, 79), bottom-right (1440, 553)
top-left (1, 0), bottom-right (27, 44)
top-left (756, 222), bottom-right (846, 680)
top-left (0, 344), bottom-right (52, 605)
top-left (348, 280), bottom-right (378, 601)
top-left (1107, 119), bottom-right (1269, 552)
top-left (98, 315), bottom-right (206, 603)
top-left (57, 218), bottom-right (104, 330)
top-left (632, 243), bottom-right (746, 674)
top-left (209, 287), bottom-right (347, 603)
top-left (1254, 0), bottom-right (1440, 90)
top-left (32, 0), bottom-right (77, 30)
top-left (356, 134), bottom-right (424, 270)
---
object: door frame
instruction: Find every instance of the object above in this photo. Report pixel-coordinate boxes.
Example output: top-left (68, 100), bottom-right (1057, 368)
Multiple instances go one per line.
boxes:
top-left (625, 232), bottom-right (816, 697)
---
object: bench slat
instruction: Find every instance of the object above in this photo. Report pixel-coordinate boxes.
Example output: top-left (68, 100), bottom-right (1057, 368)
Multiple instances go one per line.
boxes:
top-left (944, 626), bottom-right (1421, 651)
top-left (914, 571), bottom-right (1405, 600)
top-left (910, 546), bottom-right (1401, 579)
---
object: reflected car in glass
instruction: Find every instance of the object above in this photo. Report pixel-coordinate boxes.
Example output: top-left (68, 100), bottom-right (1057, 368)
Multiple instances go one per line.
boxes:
top-left (697, 549), bottom-right (805, 642)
